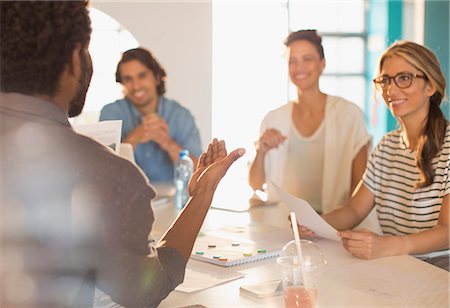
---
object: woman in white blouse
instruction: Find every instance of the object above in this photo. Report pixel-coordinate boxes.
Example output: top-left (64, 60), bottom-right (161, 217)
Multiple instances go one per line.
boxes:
top-left (249, 30), bottom-right (371, 215)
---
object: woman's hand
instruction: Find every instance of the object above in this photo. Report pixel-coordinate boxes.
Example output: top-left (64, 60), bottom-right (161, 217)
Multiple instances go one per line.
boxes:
top-left (256, 128), bottom-right (287, 155)
top-left (188, 138), bottom-right (245, 196)
top-left (298, 224), bottom-right (316, 238)
top-left (338, 229), bottom-right (389, 259)
top-left (288, 215), bottom-right (316, 238)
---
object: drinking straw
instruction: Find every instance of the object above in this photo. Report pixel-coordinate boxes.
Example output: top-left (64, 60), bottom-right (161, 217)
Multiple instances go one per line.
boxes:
top-left (289, 212), bottom-right (311, 289)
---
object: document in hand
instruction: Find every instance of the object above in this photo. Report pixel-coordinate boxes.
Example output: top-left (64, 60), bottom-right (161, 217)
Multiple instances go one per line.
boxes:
top-left (272, 183), bottom-right (340, 241)
top-left (73, 120), bottom-right (122, 154)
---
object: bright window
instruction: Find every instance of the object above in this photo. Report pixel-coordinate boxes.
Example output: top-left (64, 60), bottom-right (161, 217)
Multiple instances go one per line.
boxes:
top-left (289, 1), bottom-right (365, 33)
top-left (212, 1), bottom-right (288, 177)
top-left (287, 0), bottom-right (367, 110)
top-left (72, 8), bottom-right (138, 124)
top-left (212, 1), bottom-right (368, 179)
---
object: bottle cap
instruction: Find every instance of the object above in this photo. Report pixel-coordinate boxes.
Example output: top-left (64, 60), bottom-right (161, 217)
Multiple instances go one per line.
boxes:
top-left (179, 149), bottom-right (189, 158)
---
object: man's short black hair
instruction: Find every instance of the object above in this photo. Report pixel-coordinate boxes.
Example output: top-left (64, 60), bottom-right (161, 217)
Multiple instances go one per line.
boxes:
top-left (0, 1), bottom-right (92, 96)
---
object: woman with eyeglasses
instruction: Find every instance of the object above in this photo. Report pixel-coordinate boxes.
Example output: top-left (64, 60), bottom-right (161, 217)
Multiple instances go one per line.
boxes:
top-left (304, 41), bottom-right (449, 270)
top-left (249, 30), bottom-right (371, 216)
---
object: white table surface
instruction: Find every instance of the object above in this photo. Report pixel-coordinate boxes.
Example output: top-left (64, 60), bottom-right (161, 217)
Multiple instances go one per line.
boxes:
top-left (153, 200), bottom-right (449, 308)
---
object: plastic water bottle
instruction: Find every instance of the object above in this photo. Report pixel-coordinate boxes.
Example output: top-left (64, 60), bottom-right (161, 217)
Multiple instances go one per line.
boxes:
top-left (174, 149), bottom-right (194, 209)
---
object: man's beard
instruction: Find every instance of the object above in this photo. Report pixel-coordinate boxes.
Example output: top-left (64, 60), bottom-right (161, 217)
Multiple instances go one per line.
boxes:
top-left (68, 52), bottom-right (93, 118)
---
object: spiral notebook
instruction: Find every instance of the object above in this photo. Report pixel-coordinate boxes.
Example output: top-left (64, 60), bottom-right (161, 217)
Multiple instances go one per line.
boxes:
top-left (191, 234), bottom-right (281, 267)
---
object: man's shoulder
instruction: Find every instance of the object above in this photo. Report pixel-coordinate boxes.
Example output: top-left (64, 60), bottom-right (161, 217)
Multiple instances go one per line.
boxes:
top-left (101, 98), bottom-right (131, 112)
top-left (73, 132), bottom-right (152, 189)
top-left (160, 96), bottom-right (185, 111)
top-left (99, 99), bottom-right (135, 122)
top-left (72, 131), bottom-right (120, 164)
top-left (160, 96), bottom-right (193, 118)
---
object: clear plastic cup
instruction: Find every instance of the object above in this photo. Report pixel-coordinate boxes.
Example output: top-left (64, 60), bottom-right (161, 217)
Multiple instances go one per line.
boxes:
top-left (277, 240), bottom-right (326, 308)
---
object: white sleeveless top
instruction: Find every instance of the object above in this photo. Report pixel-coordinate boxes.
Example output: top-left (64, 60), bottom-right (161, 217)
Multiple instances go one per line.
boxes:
top-left (283, 121), bottom-right (325, 212)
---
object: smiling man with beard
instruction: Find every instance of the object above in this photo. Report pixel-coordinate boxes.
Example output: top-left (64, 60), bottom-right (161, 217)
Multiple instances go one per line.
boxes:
top-left (100, 48), bottom-right (202, 183)
top-left (0, 1), bottom-right (244, 307)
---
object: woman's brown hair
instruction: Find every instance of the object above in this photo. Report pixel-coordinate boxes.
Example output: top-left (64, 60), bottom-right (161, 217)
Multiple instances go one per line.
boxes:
top-left (377, 41), bottom-right (447, 188)
top-left (284, 29), bottom-right (325, 59)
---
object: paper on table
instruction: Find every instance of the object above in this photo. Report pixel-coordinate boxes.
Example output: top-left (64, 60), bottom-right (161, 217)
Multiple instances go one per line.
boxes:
top-left (326, 260), bottom-right (449, 302)
top-left (175, 267), bottom-right (244, 293)
top-left (272, 183), bottom-right (340, 241)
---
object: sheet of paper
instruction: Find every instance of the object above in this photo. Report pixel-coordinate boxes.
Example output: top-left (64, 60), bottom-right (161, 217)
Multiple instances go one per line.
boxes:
top-left (175, 262), bottom-right (244, 293)
top-left (326, 260), bottom-right (449, 302)
top-left (73, 120), bottom-right (122, 154)
top-left (272, 183), bottom-right (340, 241)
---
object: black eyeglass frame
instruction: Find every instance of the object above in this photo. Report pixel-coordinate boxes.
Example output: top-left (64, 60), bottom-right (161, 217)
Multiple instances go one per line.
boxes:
top-left (373, 72), bottom-right (427, 90)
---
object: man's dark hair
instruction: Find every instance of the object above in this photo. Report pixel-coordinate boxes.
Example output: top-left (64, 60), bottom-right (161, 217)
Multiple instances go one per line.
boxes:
top-left (0, 1), bottom-right (92, 96)
top-left (284, 29), bottom-right (325, 59)
top-left (115, 48), bottom-right (167, 96)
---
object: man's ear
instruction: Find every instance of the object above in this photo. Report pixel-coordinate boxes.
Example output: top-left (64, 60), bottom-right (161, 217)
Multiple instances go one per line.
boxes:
top-left (155, 73), bottom-right (161, 86)
top-left (68, 44), bottom-right (82, 77)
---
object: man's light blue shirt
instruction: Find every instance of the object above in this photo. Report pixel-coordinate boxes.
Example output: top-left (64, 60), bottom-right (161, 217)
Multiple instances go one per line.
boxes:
top-left (100, 97), bottom-right (202, 182)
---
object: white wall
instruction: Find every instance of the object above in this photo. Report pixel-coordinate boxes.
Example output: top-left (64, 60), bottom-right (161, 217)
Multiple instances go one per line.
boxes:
top-left (91, 0), bottom-right (212, 149)
top-left (211, 2), bottom-right (288, 177)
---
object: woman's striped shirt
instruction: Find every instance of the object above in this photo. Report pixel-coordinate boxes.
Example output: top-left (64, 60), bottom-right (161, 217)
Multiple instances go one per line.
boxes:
top-left (363, 125), bottom-right (450, 236)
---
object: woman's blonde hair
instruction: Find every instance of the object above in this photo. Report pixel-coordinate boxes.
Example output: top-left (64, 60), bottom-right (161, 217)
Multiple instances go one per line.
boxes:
top-left (378, 41), bottom-right (447, 188)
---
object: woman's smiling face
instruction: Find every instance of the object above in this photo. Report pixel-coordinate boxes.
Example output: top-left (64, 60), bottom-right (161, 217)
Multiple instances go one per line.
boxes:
top-left (380, 55), bottom-right (435, 123)
top-left (287, 40), bottom-right (325, 93)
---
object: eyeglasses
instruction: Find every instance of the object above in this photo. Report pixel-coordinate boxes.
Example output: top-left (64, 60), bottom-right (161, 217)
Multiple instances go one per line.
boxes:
top-left (373, 72), bottom-right (427, 90)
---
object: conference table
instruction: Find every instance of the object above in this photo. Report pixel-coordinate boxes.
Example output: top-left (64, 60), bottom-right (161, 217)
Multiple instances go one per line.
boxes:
top-left (151, 190), bottom-right (449, 308)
